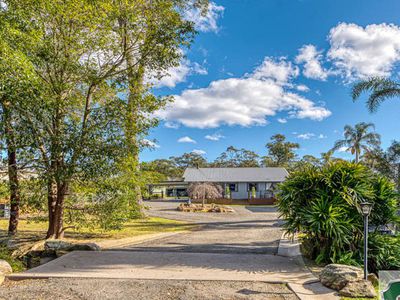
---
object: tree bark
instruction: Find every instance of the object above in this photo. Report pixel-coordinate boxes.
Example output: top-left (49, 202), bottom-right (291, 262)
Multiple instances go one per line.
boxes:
top-left (3, 103), bottom-right (21, 236)
top-left (124, 30), bottom-right (145, 216)
top-left (46, 182), bottom-right (68, 239)
top-left (6, 140), bottom-right (20, 236)
top-left (46, 180), bottom-right (57, 238)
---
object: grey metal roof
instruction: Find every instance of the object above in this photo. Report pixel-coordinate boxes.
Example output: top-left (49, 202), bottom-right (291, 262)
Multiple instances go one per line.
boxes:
top-left (183, 167), bottom-right (288, 183)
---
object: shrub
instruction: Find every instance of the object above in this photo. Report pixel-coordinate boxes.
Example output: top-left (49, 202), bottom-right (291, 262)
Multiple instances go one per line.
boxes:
top-left (368, 234), bottom-right (400, 274)
top-left (278, 161), bottom-right (399, 264)
top-left (187, 182), bottom-right (223, 205)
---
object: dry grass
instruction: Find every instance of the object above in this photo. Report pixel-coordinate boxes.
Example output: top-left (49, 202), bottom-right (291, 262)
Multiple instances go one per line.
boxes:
top-left (0, 217), bottom-right (193, 243)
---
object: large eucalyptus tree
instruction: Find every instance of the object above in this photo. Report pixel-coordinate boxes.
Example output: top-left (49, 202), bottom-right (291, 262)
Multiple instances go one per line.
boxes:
top-left (1, 0), bottom-right (209, 238)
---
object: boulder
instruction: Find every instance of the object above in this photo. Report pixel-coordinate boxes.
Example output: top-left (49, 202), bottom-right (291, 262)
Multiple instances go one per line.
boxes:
top-left (0, 259), bottom-right (12, 275)
top-left (320, 264), bottom-right (363, 290)
top-left (0, 260), bottom-right (10, 284)
top-left (45, 240), bottom-right (101, 252)
top-left (339, 280), bottom-right (377, 298)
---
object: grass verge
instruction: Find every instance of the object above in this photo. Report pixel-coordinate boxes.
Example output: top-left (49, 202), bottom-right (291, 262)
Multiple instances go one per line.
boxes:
top-left (0, 217), bottom-right (193, 243)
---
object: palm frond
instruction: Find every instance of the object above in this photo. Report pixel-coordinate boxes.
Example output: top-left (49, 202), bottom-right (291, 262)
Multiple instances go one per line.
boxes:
top-left (352, 77), bottom-right (400, 113)
top-left (368, 88), bottom-right (400, 113)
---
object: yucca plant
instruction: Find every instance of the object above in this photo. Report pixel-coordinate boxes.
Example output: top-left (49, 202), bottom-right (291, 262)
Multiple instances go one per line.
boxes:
top-left (278, 161), bottom-right (398, 264)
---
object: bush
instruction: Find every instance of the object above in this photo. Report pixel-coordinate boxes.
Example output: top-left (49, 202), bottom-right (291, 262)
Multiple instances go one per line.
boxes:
top-left (368, 234), bottom-right (400, 274)
top-left (278, 161), bottom-right (399, 264)
top-left (0, 246), bottom-right (25, 272)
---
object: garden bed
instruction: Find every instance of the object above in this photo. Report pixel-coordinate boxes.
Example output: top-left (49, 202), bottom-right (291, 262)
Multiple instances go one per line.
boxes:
top-left (177, 203), bottom-right (234, 213)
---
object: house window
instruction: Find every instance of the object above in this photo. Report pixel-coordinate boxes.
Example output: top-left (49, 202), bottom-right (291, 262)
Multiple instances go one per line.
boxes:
top-left (247, 183), bottom-right (258, 192)
top-left (176, 188), bottom-right (188, 197)
top-left (166, 188), bottom-right (174, 197)
top-left (227, 183), bottom-right (238, 192)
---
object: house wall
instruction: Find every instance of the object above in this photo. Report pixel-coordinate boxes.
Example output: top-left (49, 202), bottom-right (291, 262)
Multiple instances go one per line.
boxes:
top-left (226, 182), bottom-right (278, 200)
top-left (148, 184), bottom-right (188, 199)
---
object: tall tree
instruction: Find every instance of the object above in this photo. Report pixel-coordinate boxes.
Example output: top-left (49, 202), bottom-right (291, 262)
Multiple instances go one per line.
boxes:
top-left (352, 77), bottom-right (400, 112)
top-left (331, 122), bottom-right (381, 163)
top-left (170, 152), bottom-right (208, 172)
top-left (263, 134), bottom-right (299, 167)
top-left (0, 8), bottom-right (39, 235)
top-left (141, 159), bottom-right (181, 179)
top-left (2, 0), bottom-right (208, 238)
top-left (363, 141), bottom-right (400, 189)
top-left (115, 0), bottom-right (200, 212)
top-left (213, 146), bottom-right (260, 167)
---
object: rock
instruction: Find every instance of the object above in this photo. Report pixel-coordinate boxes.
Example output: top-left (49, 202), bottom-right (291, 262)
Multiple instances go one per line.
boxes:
top-left (45, 240), bottom-right (101, 252)
top-left (367, 273), bottom-right (379, 286)
top-left (320, 264), bottom-right (363, 290)
top-left (0, 259), bottom-right (12, 275)
top-left (177, 203), bottom-right (234, 213)
top-left (68, 243), bottom-right (101, 251)
top-left (44, 240), bottom-right (73, 251)
top-left (339, 280), bottom-right (377, 298)
top-left (0, 273), bottom-right (4, 285)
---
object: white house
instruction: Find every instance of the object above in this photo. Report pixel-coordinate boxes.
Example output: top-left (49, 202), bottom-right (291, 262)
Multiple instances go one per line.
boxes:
top-left (183, 167), bottom-right (288, 200)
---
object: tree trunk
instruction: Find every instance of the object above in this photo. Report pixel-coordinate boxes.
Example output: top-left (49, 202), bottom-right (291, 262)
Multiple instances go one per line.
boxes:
top-left (3, 103), bottom-right (20, 236)
top-left (124, 35), bottom-right (145, 216)
top-left (7, 143), bottom-right (20, 236)
top-left (46, 182), bottom-right (68, 239)
top-left (355, 151), bottom-right (359, 163)
top-left (46, 180), bottom-right (57, 238)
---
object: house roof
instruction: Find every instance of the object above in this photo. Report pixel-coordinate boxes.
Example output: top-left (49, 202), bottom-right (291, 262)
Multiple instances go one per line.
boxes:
top-left (183, 167), bottom-right (288, 183)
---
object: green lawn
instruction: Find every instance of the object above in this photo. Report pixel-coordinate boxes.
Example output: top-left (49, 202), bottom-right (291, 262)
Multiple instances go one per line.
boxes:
top-left (0, 217), bottom-right (193, 243)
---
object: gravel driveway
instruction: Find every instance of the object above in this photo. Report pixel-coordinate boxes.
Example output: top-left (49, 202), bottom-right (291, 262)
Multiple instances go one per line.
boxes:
top-left (128, 200), bottom-right (283, 254)
top-left (0, 278), bottom-right (297, 300)
top-left (0, 201), bottom-right (300, 300)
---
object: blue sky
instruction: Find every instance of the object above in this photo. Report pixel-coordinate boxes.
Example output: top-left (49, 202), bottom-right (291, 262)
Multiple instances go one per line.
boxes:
top-left (141, 0), bottom-right (400, 162)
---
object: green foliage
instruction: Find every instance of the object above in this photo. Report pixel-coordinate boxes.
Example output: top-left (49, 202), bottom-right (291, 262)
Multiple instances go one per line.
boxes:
top-left (369, 177), bottom-right (399, 227)
top-left (0, 0), bottom-right (208, 237)
top-left (170, 152), bottom-right (208, 171)
top-left (363, 140), bottom-right (400, 188)
top-left (213, 146), bottom-right (260, 167)
top-left (263, 134), bottom-right (299, 167)
top-left (0, 246), bottom-right (25, 272)
top-left (225, 185), bottom-right (230, 198)
top-left (251, 186), bottom-right (256, 198)
top-left (278, 161), bottom-right (399, 264)
top-left (368, 234), bottom-right (400, 274)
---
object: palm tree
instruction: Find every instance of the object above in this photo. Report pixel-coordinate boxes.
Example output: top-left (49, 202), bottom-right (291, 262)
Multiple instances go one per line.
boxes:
top-left (331, 122), bottom-right (381, 163)
top-left (352, 77), bottom-right (400, 112)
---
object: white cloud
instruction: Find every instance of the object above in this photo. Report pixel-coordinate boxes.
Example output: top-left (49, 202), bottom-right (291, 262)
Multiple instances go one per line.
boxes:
top-left (338, 146), bottom-right (349, 153)
top-left (141, 139), bottom-right (160, 149)
top-left (296, 45), bottom-right (329, 80)
top-left (328, 23), bottom-right (400, 80)
top-left (192, 62), bottom-right (208, 75)
top-left (296, 84), bottom-right (310, 92)
top-left (178, 136), bottom-right (197, 143)
top-left (205, 133), bottom-right (225, 141)
top-left (164, 122), bottom-right (180, 129)
top-left (252, 57), bottom-right (299, 84)
top-left (192, 149), bottom-right (206, 155)
top-left (318, 134), bottom-right (327, 139)
top-left (156, 57), bottom-right (331, 128)
top-left (277, 118), bottom-right (287, 124)
top-left (185, 2), bottom-right (224, 33)
top-left (297, 133), bottom-right (315, 140)
top-left (148, 59), bottom-right (208, 88)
